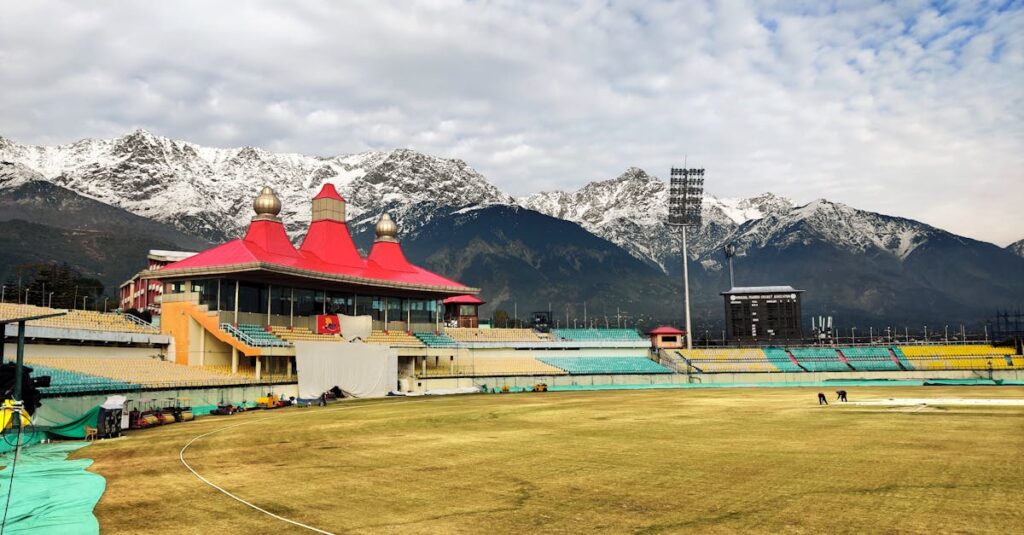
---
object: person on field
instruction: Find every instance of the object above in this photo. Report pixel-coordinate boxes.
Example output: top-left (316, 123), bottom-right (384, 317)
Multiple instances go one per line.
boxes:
top-left (817, 392), bottom-right (828, 405)
top-left (836, 390), bottom-right (848, 402)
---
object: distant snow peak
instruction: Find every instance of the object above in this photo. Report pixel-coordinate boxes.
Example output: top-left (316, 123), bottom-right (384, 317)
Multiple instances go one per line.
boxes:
top-left (517, 166), bottom-right (799, 271)
top-left (733, 197), bottom-right (937, 260)
top-left (0, 132), bottom-right (954, 270)
top-left (1008, 239), bottom-right (1024, 258)
top-left (0, 131), bottom-right (513, 242)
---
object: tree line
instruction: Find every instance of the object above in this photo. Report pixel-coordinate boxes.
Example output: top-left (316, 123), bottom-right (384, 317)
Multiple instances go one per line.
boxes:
top-left (2, 262), bottom-right (107, 310)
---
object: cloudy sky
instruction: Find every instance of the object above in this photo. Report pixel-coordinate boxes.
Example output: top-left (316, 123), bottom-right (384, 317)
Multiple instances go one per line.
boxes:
top-left (1, 1), bottom-right (1022, 245)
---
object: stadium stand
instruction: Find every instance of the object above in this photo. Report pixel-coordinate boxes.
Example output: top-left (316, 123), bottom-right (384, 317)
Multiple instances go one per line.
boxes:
top-left (413, 331), bottom-right (459, 348)
top-left (676, 348), bottom-right (779, 373)
top-left (26, 357), bottom-right (283, 389)
top-left (221, 323), bottom-right (291, 347)
top-left (419, 356), bottom-right (567, 377)
top-left (364, 330), bottom-right (424, 348)
top-left (552, 328), bottom-right (645, 342)
top-left (538, 357), bottom-right (673, 375)
top-left (897, 345), bottom-right (1022, 370)
top-left (268, 325), bottom-right (342, 343)
top-left (667, 345), bottom-right (1024, 374)
top-left (469, 358), bottom-right (568, 376)
top-left (0, 303), bottom-right (159, 334)
top-left (444, 328), bottom-right (542, 343)
top-left (26, 362), bottom-right (141, 395)
top-left (763, 347), bottom-right (804, 372)
top-left (789, 347), bottom-right (851, 372)
top-left (838, 347), bottom-right (902, 371)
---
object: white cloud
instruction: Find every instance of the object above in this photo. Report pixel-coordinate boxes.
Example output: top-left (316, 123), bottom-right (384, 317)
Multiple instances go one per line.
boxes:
top-left (0, 0), bottom-right (1021, 244)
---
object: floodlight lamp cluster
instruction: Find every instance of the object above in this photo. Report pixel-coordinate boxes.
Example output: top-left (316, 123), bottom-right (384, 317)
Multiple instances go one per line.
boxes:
top-left (668, 167), bottom-right (704, 227)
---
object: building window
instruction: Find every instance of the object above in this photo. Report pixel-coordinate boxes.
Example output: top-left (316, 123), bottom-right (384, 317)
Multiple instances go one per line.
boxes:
top-left (326, 292), bottom-right (353, 315)
top-left (387, 297), bottom-right (404, 322)
top-left (371, 296), bottom-right (385, 321)
top-left (219, 281), bottom-right (236, 312)
top-left (193, 280), bottom-right (218, 310)
top-left (268, 287), bottom-right (289, 316)
top-left (409, 299), bottom-right (431, 323)
top-left (354, 294), bottom-right (373, 317)
top-left (294, 289), bottom-right (315, 316)
top-left (237, 283), bottom-right (264, 313)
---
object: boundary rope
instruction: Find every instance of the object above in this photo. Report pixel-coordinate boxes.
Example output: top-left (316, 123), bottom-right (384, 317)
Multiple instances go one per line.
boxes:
top-left (178, 398), bottom-right (433, 534)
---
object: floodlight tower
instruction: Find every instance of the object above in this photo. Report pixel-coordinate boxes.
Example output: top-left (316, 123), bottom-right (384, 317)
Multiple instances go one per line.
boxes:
top-left (668, 166), bottom-right (704, 350)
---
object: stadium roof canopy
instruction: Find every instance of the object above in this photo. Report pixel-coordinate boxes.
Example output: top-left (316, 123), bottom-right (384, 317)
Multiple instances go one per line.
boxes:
top-left (721, 286), bottom-right (803, 295)
top-left (148, 185), bottom-right (478, 296)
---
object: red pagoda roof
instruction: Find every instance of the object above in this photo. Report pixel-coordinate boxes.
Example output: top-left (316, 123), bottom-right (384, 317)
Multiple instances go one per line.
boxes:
top-left (647, 326), bottom-right (685, 335)
top-left (300, 218), bottom-right (364, 267)
top-left (443, 294), bottom-right (485, 305)
top-left (156, 186), bottom-right (475, 294)
top-left (313, 182), bottom-right (345, 201)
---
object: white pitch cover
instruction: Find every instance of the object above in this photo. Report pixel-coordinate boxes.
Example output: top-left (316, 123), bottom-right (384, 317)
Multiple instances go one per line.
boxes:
top-left (294, 341), bottom-right (397, 399)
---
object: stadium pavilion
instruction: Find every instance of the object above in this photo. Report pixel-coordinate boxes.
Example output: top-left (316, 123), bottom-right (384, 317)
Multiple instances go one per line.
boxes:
top-left (138, 184), bottom-right (479, 376)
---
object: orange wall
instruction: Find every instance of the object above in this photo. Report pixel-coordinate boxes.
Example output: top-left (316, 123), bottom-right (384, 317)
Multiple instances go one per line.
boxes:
top-left (161, 301), bottom-right (260, 365)
top-left (161, 301), bottom-right (192, 365)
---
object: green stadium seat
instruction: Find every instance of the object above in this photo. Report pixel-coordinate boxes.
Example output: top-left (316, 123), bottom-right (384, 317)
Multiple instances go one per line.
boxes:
top-left (223, 323), bottom-right (291, 347)
top-left (537, 357), bottom-right (672, 375)
top-left (27, 363), bottom-right (141, 395)
top-left (552, 329), bottom-right (645, 342)
top-left (838, 347), bottom-right (901, 371)
top-left (763, 347), bottom-right (804, 372)
top-left (789, 348), bottom-right (850, 372)
top-left (413, 332), bottom-right (459, 348)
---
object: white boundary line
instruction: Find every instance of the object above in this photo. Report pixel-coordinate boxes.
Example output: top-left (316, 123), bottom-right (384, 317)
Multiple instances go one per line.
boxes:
top-left (178, 399), bottom-right (431, 534)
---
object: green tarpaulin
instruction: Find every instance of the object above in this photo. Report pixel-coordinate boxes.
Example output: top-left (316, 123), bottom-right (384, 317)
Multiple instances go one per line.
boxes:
top-left (0, 442), bottom-right (104, 534)
top-left (46, 406), bottom-right (102, 440)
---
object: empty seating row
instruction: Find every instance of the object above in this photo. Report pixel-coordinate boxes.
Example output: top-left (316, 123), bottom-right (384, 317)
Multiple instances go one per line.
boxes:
top-left (686, 360), bottom-right (779, 373)
top-left (417, 356), bottom-right (567, 377)
top-left (268, 326), bottom-right (342, 343)
top-left (222, 323), bottom-right (291, 347)
top-left (900, 355), bottom-right (1024, 371)
top-left (364, 330), bottom-right (424, 348)
top-left (413, 331), bottom-right (459, 348)
top-left (27, 357), bottom-right (281, 389)
top-left (537, 357), bottom-right (673, 375)
top-left (676, 348), bottom-right (781, 373)
top-left (897, 344), bottom-right (1017, 357)
top-left (678, 348), bottom-right (768, 360)
top-left (789, 348), bottom-right (850, 372)
top-left (1, 303), bottom-right (159, 334)
top-left (444, 328), bottom-right (542, 343)
top-left (26, 362), bottom-right (141, 394)
top-left (667, 345), bottom-right (1021, 374)
top-left (763, 347), bottom-right (805, 372)
top-left (838, 347), bottom-right (902, 371)
top-left (552, 328), bottom-right (644, 341)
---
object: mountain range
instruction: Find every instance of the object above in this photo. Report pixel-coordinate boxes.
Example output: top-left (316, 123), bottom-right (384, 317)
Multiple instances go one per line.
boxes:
top-left (1, 130), bottom-right (1022, 329)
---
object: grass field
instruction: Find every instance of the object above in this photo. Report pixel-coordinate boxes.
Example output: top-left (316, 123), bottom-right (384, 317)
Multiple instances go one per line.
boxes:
top-left (75, 386), bottom-right (1024, 534)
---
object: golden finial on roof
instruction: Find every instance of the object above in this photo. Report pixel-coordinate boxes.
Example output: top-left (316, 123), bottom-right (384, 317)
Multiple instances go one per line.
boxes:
top-left (375, 213), bottom-right (398, 242)
top-left (253, 186), bottom-right (282, 220)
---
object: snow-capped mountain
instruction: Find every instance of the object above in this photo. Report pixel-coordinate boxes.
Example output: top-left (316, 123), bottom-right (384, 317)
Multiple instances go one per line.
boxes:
top-left (1008, 239), bottom-right (1024, 258)
top-left (728, 199), bottom-right (944, 260)
top-left (0, 130), bottom-right (999, 276)
top-left (2, 130), bottom-right (1022, 325)
top-left (0, 129), bottom-right (513, 242)
top-left (518, 167), bottom-right (793, 272)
